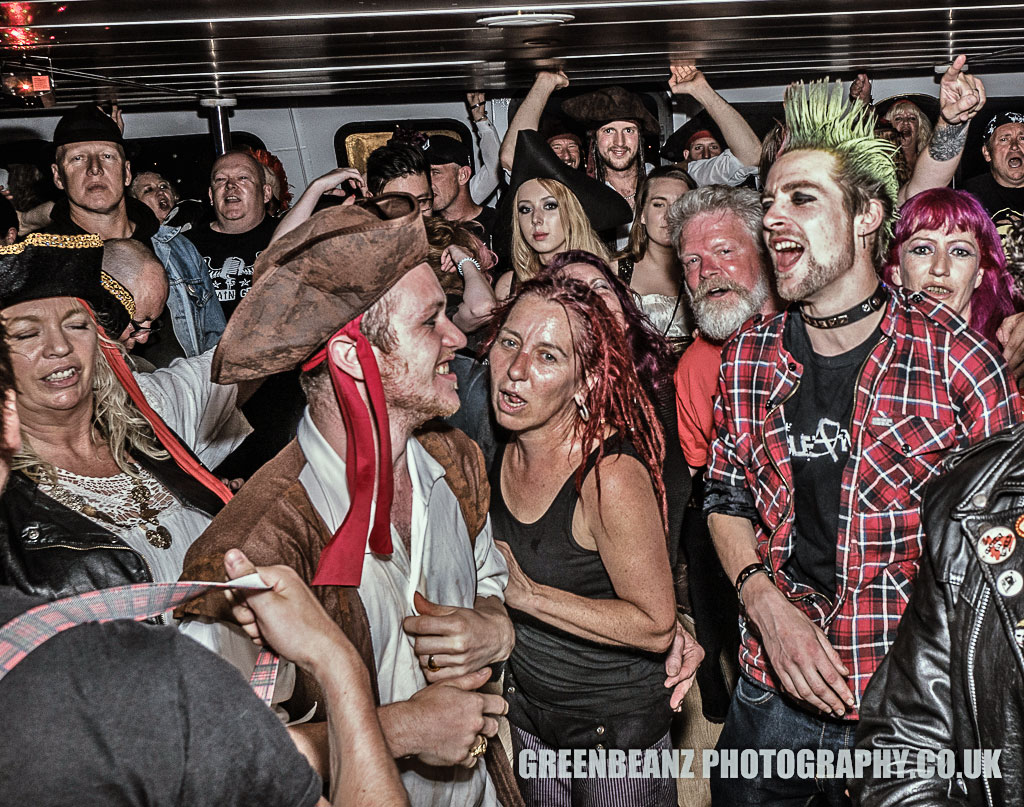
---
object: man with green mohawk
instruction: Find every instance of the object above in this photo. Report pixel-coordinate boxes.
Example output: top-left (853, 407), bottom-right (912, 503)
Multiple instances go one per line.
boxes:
top-left (702, 79), bottom-right (1022, 805)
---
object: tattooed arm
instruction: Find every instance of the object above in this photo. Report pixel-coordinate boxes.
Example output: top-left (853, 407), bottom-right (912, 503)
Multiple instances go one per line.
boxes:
top-left (899, 55), bottom-right (986, 204)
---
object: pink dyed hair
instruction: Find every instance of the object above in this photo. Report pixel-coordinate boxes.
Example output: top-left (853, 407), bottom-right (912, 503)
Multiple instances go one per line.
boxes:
top-left (884, 187), bottom-right (1020, 343)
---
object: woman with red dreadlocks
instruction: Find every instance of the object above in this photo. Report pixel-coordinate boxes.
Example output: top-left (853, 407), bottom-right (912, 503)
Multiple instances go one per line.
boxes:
top-left (488, 273), bottom-right (679, 806)
top-left (0, 234), bottom-right (248, 614)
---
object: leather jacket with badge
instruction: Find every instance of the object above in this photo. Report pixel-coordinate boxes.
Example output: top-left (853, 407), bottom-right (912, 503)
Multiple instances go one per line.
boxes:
top-left (854, 423), bottom-right (1024, 807)
top-left (0, 454), bottom-right (223, 604)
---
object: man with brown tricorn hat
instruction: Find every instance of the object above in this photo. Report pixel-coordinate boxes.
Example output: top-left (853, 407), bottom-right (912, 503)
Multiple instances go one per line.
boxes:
top-left (562, 84), bottom-right (659, 249)
top-left (178, 193), bottom-right (519, 806)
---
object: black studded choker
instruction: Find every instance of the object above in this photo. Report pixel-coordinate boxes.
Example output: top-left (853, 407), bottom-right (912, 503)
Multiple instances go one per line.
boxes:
top-left (800, 284), bottom-right (888, 330)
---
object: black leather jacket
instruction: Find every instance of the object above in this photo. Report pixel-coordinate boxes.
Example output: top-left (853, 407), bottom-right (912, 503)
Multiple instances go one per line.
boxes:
top-left (854, 423), bottom-right (1024, 807)
top-left (0, 454), bottom-right (223, 603)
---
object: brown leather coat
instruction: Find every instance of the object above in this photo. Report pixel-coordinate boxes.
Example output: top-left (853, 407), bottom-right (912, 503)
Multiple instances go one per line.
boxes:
top-left (178, 424), bottom-right (521, 806)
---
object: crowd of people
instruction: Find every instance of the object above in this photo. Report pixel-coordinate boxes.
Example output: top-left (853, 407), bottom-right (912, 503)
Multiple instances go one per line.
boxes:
top-left (2, 54), bottom-right (1024, 807)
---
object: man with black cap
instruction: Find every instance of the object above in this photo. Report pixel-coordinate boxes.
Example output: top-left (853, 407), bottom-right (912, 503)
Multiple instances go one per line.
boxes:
top-left (46, 103), bottom-right (226, 359)
top-left (964, 110), bottom-right (1024, 230)
top-left (424, 134), bottom-right (497, 241)
top-left (179, 194), bottom-right (519, 807)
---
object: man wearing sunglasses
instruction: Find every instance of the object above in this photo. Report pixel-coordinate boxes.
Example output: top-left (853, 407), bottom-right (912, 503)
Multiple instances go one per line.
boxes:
top-left (101, 238), bottom-right (171, 355)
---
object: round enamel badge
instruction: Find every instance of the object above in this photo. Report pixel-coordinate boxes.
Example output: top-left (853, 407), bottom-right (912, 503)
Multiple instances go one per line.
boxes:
top-left (997, 569), bottom-right (1024, 598)
top-left (1016, 619), bottom-right (1024, 651)
top-left (977, 526), bottom-right (1016, 565)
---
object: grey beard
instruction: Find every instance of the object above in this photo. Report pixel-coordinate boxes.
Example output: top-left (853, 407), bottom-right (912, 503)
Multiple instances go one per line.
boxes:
top-left (690, 273), bottom-right (771, 342)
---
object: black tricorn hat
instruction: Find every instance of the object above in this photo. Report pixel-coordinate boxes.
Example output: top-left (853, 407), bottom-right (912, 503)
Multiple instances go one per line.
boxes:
top-left (562, 86), bottom-right (660, 138)
top-left (506, 129), bottom-right (632, 233)
top-left (0, 233), bottom-right (134, 338)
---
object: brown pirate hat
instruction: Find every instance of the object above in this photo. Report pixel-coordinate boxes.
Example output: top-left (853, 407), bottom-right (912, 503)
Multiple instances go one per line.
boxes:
top-left (212, 193), bottom-right (428, 383)
top-left (562, 86), bottom-right (660, 137)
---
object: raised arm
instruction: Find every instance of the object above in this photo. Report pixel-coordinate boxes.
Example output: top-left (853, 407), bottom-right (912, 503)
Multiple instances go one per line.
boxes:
top-left (669, 65), bottom-right (761, 166)
top-left (440, 244), bottom-right (498, 333)
top-left (271, 167), bottom-right (366, 245)
top-left (499, 70), bottom-right (570, 172)
top-left (466, 92), bottom-right (501, 204)
top-left (496, 453), bottom-right (676, 653)
top-left (898, 55), bottom-right (986, 204)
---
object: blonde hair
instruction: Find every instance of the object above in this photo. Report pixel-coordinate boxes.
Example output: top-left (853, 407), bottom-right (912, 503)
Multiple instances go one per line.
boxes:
top-left (887, 100), bottom-right (932, 157)
top-left (511, 178), bottom-right (610, 283)
top-left (13, 325), bottom-right (169, 485)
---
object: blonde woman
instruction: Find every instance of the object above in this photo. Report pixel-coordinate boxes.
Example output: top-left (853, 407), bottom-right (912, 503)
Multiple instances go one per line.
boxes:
top-left (0, 234), bottom-right (248, 601)
top-left (496, 129), bottom-right (631, 299)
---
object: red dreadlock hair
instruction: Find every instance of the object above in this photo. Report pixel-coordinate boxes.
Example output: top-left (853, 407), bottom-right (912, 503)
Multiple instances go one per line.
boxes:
top-left (246, 147), bottom-right (292, 211)
top-left (487, 273), bottom-right (667, 532)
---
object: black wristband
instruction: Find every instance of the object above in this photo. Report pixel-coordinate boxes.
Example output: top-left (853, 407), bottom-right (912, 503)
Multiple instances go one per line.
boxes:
top-left (735, 562), bottom-right (770, 601)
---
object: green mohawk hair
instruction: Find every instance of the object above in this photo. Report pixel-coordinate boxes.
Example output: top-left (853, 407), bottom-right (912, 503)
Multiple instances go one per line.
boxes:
top-left (782, 79), bottom-right (899, 241)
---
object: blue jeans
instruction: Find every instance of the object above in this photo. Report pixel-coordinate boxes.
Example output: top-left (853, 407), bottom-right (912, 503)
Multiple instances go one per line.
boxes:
top-left (710, 675), bottom-right (855, 807)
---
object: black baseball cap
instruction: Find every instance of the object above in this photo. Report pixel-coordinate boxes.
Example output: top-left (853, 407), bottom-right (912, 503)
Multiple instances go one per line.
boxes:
top-left (423, 135), bottom-right (470, 168)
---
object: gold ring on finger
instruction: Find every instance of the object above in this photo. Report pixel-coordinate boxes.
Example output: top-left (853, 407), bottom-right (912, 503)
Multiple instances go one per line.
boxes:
top-left (470, 736), bottom-right (488, 758)
top-left (427, 654), bottom-right (441, 672)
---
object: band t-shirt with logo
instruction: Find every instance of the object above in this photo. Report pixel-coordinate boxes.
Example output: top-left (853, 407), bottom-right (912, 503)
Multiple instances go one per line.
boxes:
top-left (184, 215), bottom-right (278, 320)
top-left (964, 173), bottom-right (1024, 233)
top-left (781, 314), bottom-right (881, 598)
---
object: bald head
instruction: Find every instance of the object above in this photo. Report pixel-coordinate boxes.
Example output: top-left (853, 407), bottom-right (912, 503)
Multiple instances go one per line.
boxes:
top-left (101, 239), bottom-right (169, 348)
top-left (208, 150), bottom-right (271, 234)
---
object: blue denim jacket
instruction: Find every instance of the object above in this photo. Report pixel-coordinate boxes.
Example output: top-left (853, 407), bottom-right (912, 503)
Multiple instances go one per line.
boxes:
top-left (150, 218), bottom-right (226, 356)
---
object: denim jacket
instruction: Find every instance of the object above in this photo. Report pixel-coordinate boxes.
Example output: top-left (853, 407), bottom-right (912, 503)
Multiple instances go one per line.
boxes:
top-left (151, 214), bottom-right (226, 356)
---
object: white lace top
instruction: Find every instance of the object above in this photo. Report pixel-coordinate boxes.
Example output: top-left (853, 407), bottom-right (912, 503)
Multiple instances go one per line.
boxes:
top-left (635, 291), bottom-right (693, 340)
top-left (42, 465), bottom-right (211, 586)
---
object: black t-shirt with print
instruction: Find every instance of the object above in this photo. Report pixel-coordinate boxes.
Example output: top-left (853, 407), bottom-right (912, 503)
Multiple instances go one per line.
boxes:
top-left (184, 214), bottom-right (278, 320)
top-left (781, 313), bottom-right (881, 598)
top-left (964, 172), bottom-right (1024, 228)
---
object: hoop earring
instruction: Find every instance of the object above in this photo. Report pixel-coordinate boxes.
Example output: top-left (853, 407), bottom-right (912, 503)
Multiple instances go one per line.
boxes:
top-left (577, 401), bottom-right (590, 422)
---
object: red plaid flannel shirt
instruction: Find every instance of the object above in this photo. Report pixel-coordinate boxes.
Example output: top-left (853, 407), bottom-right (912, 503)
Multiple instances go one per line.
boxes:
top-left (706, 289), bottom-right (1023, 715)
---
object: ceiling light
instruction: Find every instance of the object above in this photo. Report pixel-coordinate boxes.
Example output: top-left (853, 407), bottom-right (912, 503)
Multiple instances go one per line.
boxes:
top-left (477, 12), bottom-right (574, 28)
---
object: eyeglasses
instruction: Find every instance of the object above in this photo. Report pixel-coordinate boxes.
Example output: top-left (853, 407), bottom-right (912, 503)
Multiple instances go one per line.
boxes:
top-left (126, 318), bottom-right (162, 337)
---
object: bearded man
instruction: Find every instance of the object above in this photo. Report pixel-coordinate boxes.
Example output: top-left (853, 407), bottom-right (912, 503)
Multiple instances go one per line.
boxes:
top-left (180, 194), bottom-right (520, 807)
top-left (704, 81), bottom-right (1022, 807)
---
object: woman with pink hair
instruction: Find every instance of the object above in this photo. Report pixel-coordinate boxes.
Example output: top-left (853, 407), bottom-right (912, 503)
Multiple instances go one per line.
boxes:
top-left (884, 187), bottom-right (1020, 345)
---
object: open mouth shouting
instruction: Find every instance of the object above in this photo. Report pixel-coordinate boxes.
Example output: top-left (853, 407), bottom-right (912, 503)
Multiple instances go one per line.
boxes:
top-left (770, 237), bottom-right (805, 273)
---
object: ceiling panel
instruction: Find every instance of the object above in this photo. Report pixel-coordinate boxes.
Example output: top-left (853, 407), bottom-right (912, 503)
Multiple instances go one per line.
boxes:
top-left (2, 1), bottom-right (1023, 109)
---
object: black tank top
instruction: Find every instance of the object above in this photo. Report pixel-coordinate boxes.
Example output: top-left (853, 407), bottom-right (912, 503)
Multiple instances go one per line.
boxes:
top-left (490, 438), bottom-right (672, 748)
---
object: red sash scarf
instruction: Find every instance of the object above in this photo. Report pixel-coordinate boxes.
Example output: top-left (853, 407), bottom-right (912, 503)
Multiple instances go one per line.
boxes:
top-left (84, 301), bottom-right (233, 506)
top-left (300, 316), bottom-right (393, 587)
